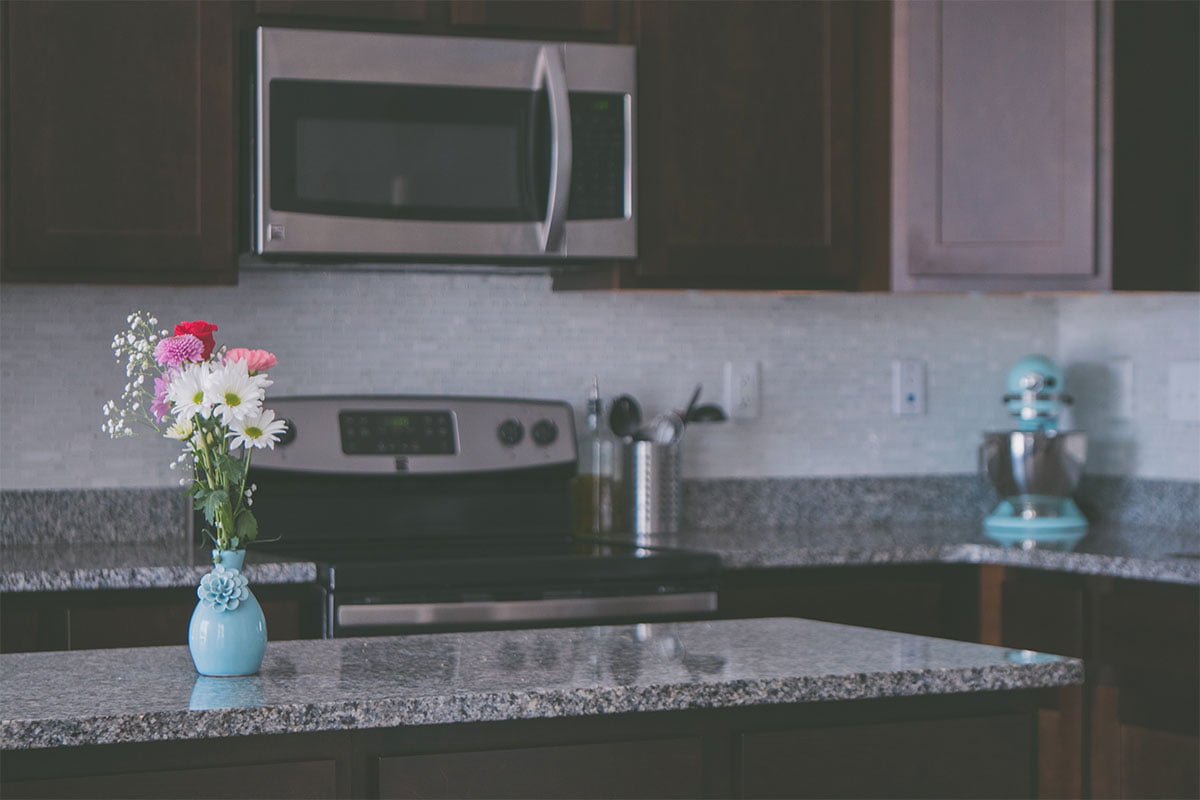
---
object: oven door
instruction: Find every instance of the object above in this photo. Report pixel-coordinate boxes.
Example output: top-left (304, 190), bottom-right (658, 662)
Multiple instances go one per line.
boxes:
top-left (254, 27), bottom-right (635, 260)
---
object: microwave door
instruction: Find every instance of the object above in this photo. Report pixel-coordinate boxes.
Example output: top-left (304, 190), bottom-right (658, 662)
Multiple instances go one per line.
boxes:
top-left (255, 29), bottom-right (569, 258)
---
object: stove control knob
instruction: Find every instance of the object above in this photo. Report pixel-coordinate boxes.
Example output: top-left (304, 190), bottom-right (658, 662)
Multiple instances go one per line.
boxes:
top-left (497, 418), bottom-right (524, 447)
top-left (276, 419), bottom-right (297, 446)
top-left (531, 419), bottom-right (558, 446)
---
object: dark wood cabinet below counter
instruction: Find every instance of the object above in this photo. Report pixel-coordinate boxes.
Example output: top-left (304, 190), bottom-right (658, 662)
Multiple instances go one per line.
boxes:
top-left (0, 585), bottom-right (323, 654)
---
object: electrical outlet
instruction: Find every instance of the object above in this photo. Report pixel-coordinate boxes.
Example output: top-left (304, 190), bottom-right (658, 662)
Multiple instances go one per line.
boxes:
top-left (723, 361), bottom-right (761, 420)
top-left (1110, 358), bottom-right (1134, 421)
top-left (1168, 360), bottom-right (1200, 422)
top-left (892, 358), bottom-right (927, 415)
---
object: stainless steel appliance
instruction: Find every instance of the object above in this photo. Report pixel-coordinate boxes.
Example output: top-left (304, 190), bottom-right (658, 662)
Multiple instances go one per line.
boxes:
top-left (982, 355), bottom-right (1089, 549)
top-left (240, 396), bottom-right (717, 637)
top-left (253, 28), bottom-right (636, 261)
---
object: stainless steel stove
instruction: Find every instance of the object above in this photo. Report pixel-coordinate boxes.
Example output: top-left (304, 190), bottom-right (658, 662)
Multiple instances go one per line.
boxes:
top-left (238, 396), bottom-right (718, 638)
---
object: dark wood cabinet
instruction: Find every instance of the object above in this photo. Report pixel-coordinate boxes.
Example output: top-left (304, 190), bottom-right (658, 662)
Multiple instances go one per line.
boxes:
top-left (559, 0), bottom-right (878, 291)
top-left (740, 713), bottom-right (1033, 799)
top-left (377, 738), bottom-right (702, 799)
top-left (717, 565), bottom-right (980, 642)
top-left (3, 759), bottom-right (338, 800)
top-left (985, 567), bottom-right (1200, 800)
top-left (0, 585), bottom-right (322, 654)
top-left (1, 1), bottom-right (238, 284)
top-left (448, 1), bottom-right (622, 39)
top-left (254, 1), bottom-right (427, 24)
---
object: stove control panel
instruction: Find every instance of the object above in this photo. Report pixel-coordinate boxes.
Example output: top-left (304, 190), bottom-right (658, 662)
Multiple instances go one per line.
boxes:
top-left (252, 396), bottom-right (577, 474)
top-left (340, 410), bottom-right (456, 455)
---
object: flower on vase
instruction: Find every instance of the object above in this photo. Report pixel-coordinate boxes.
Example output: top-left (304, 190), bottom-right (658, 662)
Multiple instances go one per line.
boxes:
top-left (167, 362), bottom-right (213, 420)
top-left (197, 564), bottom-right (250, 612)
top-left (152, 334), bottom-right (204, 368)
top-left (224, 348), bottom-right (278, 375)
top-left (204, 359), bottom-right (272, 425)
top-left (227, 408), bottom-right (289, 451)
top-left (174, 320), bottom-right (219, 359)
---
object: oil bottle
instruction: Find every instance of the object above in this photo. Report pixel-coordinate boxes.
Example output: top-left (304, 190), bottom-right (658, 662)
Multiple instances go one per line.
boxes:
top-left (572, 378), bottom-right (618, 535)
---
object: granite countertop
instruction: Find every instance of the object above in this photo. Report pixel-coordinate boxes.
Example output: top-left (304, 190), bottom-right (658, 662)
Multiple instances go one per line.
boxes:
top-left (0, 617), bottom-right (1081, 750)
top-left (615, 523), bottom-right (1200, 586)
top-left (0, 543), bottom-right (316, 592)
top-left (2, 522), bottom-right (1197, 593)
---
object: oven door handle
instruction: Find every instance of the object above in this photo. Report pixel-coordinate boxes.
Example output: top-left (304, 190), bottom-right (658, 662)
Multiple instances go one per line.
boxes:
top-left (336, 593), bottom-right (717, 628)
top-left (536, 44), bottom-right (572, 253)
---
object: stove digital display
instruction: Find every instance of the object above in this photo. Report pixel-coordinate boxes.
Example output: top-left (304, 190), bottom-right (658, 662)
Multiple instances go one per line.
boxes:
top-left (339, 410), bottom-right (456, 456)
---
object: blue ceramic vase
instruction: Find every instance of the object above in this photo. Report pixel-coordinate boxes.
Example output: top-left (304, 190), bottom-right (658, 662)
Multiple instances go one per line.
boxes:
top-left (188, 549), bottom-right (267, 677)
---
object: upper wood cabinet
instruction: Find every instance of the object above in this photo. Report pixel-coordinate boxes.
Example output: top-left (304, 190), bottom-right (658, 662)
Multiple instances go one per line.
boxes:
top-left (1, 1), bottom-right (238, 284)
top-left (558, 0), bottom-right (877, 291)
top-left (891, 0), bottom-right (1111, 292)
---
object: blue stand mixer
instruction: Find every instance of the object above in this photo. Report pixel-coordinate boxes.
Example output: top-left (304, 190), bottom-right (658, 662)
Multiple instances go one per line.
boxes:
top-left (982, 355), bottom-right (1088, 550)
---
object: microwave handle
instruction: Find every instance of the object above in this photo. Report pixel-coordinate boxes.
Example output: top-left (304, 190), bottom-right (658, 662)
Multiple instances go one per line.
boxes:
top-left (537, 45), bottom-right (572, 253)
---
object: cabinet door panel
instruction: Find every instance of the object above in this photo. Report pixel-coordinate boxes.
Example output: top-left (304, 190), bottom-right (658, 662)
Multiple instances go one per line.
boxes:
top-left (3, 1), bottom-right (235, 283)
top-left (377, 738), bottom-right (702, 799)
top-left (3, 759), bottom-right (337, 800)
top-left (254, 1), bottom-right (427, 23)
top-left (741, 714), bottom-right (1033, 799)
top-left (893, 0), bottom-right (1110, 290)
top-left (634, 0), bottom-right (856, 289)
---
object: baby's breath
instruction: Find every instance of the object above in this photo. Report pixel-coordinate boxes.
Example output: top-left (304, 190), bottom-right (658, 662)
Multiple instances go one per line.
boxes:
top-left (102, 310), bottom-right (164, 438)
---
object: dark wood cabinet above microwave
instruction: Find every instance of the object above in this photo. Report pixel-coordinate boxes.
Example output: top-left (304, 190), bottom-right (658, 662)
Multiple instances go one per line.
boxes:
top-left (1, 1), bottom-right (1195, 290)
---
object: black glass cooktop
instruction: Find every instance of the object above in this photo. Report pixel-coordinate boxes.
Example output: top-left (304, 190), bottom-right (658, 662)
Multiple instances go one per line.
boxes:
top-left (255, 536), bottom-right (719, 592)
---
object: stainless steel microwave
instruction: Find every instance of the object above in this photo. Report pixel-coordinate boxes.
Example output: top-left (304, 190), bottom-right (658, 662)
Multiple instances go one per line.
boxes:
top-left (253, 27), bottom-right (636, 261)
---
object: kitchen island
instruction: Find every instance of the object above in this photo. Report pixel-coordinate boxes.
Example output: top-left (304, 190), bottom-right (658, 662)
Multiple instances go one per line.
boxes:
top-left (0, 617), bottom-right (1079, 798)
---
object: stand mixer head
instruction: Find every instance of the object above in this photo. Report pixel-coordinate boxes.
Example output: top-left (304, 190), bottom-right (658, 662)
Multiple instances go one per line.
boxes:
top-left (983, 355), bottom-right (1088, 549)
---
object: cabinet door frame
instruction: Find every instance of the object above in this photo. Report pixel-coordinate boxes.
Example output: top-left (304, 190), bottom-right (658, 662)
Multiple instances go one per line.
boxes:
top-left (891, 0), bottom-right (1114, 291)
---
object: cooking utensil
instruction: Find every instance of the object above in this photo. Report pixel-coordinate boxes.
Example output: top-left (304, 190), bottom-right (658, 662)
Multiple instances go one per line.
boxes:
top-left (643, 411), bottom-right (685, 445)
top-left (681, 384), bottom-right (702, 427)
top-left (687, 404), bottom-right (727, 423)
top-left (609, 394), bottom-right (642, 439)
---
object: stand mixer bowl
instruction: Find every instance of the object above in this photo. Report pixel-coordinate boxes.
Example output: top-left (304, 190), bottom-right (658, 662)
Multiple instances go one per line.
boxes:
top-left (982, 431), bottom-right (1087, 516)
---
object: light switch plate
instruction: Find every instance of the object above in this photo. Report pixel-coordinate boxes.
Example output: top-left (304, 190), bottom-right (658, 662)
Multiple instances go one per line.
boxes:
top-left (1168, 361), bottom-right (1200, 422)
top-left (892, 358), bottom-right (927, 416)
top-left (724, 361), bottom-right (761, 420)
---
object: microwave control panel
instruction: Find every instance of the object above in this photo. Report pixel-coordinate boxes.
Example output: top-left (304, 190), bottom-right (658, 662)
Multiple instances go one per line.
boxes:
top-left (567, 92), bottom-right (627, 221)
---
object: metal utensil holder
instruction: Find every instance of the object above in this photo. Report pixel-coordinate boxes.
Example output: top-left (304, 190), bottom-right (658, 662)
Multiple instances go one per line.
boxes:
top-left (625, 441), bottom-right (681, 540)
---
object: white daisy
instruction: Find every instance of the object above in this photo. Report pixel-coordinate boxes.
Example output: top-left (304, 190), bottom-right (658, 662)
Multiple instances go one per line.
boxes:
top-left (164, 419), bottom-right (194, 441)
top-left (227, 408), bottom-right (288, 450)
top-left (166, 363), bottom-right (212, 420)
top-left (204, 360), bottom-right (272, 425)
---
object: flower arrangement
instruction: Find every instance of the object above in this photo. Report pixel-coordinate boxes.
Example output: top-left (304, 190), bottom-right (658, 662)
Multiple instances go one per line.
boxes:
top-left (103, 311), bottom-right (285, 558)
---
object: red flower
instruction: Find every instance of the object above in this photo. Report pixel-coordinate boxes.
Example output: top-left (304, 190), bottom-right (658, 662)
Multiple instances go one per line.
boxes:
top-left (174, 320), bottom-right (218, 359)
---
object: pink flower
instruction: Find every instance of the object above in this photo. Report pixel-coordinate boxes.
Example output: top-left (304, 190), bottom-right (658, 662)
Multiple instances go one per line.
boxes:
top-left (150, 375), bottom-right (172, 422)
top-left (153, 335), bottom-right (204, 368)
top-left (224, 348), bottom-right (277, 375)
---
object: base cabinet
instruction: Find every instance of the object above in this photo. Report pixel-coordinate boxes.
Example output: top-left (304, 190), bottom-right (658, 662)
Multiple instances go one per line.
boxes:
top-left (0, 696), bottom-right (1040, 800)
top-left (377, 738), bottom-right (702, 799)
top-left (2, 759), bottom-right (337, 800)
top-left (986, 567), bottom-right (1199, 800)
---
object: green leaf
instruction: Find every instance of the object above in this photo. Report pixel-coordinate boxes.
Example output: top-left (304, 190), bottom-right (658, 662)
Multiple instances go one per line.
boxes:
top-left (235, 509), bottom-right (259, 544)
top-left (200, 489), bottom-right (229, 527)
top-left (212, 453), bottom-right (244, 490)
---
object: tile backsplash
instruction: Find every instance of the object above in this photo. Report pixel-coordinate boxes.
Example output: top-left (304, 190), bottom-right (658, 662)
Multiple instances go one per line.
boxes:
top-left (0, 269), bottom-right (1195, 488)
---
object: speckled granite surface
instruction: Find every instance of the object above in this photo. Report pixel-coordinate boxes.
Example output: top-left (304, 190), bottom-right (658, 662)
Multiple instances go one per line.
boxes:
top-left (0, 489), bottom-right (187, 546)
top-left (682, 475), bottom-right (1200, 530)
top-left (620, 523), bottom-right (1200, 585)
top-left (0, 617), bottom-right (1082, 750)
top-left (0, 544), bottom-right (316, 592)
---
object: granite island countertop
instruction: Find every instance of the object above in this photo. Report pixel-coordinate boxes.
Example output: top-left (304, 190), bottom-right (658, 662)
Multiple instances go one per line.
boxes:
top-left (0, 617), bottom-right (1081, 751)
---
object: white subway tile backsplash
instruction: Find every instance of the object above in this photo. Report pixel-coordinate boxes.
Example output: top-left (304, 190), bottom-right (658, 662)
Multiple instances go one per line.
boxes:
top-left (0, 270), bottom-right (1194, 487)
